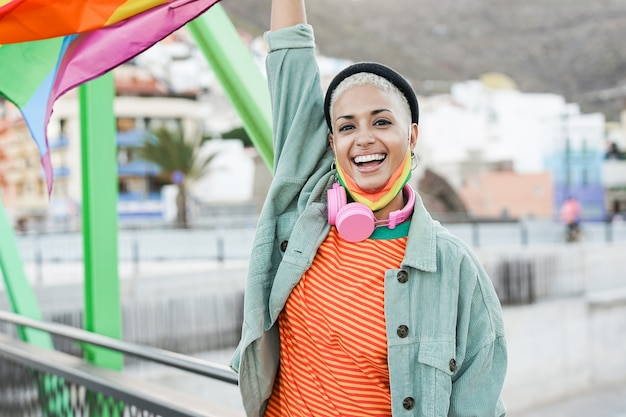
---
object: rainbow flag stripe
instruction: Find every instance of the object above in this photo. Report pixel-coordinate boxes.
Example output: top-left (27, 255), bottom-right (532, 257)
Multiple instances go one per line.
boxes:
top-left (0, 0), bottom-right (173, 44)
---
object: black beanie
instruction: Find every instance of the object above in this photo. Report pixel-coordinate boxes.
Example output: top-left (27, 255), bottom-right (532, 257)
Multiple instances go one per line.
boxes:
top-left (323, 62), bottom-right (419, 132)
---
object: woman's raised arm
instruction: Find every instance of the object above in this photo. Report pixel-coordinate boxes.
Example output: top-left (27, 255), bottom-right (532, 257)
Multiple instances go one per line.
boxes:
top-left (270, 0), bottom-right (307, 31)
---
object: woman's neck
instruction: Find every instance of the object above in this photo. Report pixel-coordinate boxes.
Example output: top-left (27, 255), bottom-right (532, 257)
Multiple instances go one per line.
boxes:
top-left (374, 188), bottom-right (407, 221)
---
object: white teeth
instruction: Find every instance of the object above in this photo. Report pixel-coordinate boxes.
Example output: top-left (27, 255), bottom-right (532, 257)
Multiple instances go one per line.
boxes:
top-left (354, 154), bottom-right (386, 164)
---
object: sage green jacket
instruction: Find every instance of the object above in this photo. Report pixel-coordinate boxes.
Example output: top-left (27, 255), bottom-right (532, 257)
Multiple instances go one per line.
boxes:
top-left (230, 24), bottom-right (507, 417)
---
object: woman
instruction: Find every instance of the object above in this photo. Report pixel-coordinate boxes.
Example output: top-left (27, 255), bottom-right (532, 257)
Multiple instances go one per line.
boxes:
top-left (229, 1), bottom-right (507, 416)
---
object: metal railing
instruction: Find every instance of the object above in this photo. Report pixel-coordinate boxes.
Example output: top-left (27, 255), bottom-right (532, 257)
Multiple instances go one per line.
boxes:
top-left (14, 219), bottom-right (626, 268)
top-left (0, 310), bottom-right (240, 417)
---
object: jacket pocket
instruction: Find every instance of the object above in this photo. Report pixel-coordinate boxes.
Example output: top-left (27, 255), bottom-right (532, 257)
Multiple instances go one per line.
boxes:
top-left (415, 341), bottom-right (456, 416)
top-left (417, 341), bottom-right (456, 377)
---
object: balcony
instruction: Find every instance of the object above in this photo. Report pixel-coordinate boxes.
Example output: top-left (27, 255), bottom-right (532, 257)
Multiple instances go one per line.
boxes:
top-left (117, 159), bottom-right (160, 176)
top-left (52, 166), bottom-right (70, 178)
top-left (49, 135), bottom-right (69, 149)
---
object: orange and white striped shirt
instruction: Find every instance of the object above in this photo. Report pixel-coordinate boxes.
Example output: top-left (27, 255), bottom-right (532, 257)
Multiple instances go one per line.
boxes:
top-left (265, 226), bottom-right (408, 416)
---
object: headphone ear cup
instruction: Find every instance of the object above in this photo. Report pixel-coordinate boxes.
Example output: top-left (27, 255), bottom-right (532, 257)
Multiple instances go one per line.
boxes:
top-left (327, 183), bottom-right (347, 225)
top-left (335, 202), bottom-right (376, 242)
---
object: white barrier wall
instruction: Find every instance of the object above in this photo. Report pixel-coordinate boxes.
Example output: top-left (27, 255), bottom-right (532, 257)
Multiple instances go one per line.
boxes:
top-left (477, 243), bottom-right (626, 413)
top-left (501, 298), bottom-right (589, 412)
top-left (501, 294), bottom-right (626, 413)
top-left (476, 242), bottom-right (626, 302)
top-left (587, 288), bottom-right (626, 386)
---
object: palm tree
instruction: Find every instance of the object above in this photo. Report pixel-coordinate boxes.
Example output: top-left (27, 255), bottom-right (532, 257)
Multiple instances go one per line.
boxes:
top-left (136, 125), bottom-right (215, 228)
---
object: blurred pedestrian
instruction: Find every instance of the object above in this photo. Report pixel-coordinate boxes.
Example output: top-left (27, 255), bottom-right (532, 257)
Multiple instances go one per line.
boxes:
top-left (560, 196), bottom-right (582, 242)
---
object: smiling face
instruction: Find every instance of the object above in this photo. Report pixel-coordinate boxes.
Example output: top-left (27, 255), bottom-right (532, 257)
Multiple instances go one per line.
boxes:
top-left (329, 83), bottom-right (418, 193)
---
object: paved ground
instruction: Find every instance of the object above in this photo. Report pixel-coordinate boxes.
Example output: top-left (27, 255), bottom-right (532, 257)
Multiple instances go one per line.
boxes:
top-left (514, 382), bottom-right (626, 417)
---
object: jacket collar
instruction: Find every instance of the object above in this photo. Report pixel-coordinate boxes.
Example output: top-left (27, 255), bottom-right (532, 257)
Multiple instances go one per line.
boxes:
top-left (402, 190), bottom-right (438, 273)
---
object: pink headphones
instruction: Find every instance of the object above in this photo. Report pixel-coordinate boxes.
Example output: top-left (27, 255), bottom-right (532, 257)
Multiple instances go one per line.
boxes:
top-left (327, 182), bottom-right (416, 242)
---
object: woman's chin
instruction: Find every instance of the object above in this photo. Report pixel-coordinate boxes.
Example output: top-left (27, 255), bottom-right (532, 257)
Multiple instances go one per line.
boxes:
top-left (354, 180), bottom-right (387, 193)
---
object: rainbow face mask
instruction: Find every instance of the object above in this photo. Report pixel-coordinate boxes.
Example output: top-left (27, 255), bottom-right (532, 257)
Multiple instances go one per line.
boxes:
top-left (335, 147), bottom-right (412, 212)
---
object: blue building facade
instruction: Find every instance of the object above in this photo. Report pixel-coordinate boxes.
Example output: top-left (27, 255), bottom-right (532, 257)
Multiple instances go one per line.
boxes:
top-left (545, 145), bottom-right (606, 222)
top-left (116, 129), bottom-right (164, 221)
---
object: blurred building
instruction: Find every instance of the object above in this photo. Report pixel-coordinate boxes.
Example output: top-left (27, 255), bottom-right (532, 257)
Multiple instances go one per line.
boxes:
top-left (417, 73), bottom-right (608, 221)
top-left (602, 115), bottom-right (626, 220)
top-left (0, 100), bottom-right (48, 230)
top-left (543, 110), bottom-right (607, 221)
top-left (42, 65), bottom-right (205, 225)
top-left (458, 171), bottom-right (554, 220)
top-left (0, 26), bottom-right (265, 230)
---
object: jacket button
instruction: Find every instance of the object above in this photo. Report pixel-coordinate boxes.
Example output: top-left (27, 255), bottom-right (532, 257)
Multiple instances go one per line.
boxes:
top-left (402, 397), bottom-right (415, 410)
top-left (449, 358), bottom-right (457, 372)
top-left (397, 325), bottom-right (409, 338)
top-left (397, 270), bottom-right (408, 283)
top-left (280, 240), bottom-right (288, 252)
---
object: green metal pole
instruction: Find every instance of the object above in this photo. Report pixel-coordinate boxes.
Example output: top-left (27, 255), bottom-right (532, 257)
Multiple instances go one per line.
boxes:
top-left (187, 4), bottom-right (274, 169)
top-left (0, 194), bottom-right (52, 348)
top-left (0, 197), bottom-right (69, 415)
top-left (79, 72), bottom-right (123, 371)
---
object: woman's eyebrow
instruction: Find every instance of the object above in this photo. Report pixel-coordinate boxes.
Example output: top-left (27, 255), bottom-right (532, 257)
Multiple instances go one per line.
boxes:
top-left (335, 108), bottom-right (392, 122)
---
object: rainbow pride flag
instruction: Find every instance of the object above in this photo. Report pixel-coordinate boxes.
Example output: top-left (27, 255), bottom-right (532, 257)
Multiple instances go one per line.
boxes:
top-left (0, 0), bottom-right (221, 192)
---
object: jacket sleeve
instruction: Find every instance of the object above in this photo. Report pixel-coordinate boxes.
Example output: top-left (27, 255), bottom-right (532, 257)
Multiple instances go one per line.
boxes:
top-left (229, 24), bottom-right (332, 376)
top-left (450, 257), bottom-right (508, 416)
top-left (264, 24), bottom-right (333, 184)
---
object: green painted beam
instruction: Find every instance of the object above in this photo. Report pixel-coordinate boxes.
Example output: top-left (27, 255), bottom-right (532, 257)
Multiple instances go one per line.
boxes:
top-left (187, 4), bottom-right (273, 169)
top-left (0, 196), bottom-right (52, 348)
top-left (79, 72), bottom-right (123, 371)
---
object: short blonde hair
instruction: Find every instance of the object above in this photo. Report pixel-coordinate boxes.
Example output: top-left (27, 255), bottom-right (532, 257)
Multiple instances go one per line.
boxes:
top-left (329, 72), bottom-right (412, 128)
top-left (323, 62), bottom-right (420, 132)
